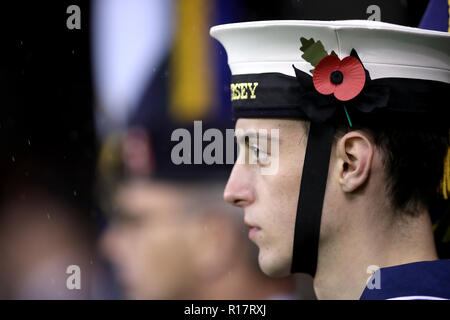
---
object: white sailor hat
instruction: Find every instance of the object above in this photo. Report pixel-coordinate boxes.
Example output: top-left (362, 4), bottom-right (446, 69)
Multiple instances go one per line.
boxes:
top-left (210, 20), bottom-right (449, 125)
top-left (210, 20), bottom-right (450, 276)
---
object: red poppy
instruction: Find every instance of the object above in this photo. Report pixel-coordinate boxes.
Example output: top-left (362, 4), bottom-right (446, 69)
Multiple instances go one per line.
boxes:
top-left (312, 55), bottom-right (366, 101)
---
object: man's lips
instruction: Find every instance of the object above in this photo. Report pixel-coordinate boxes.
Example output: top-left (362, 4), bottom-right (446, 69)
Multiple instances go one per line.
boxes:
top-left (244, 219), bottom-right (261, 240)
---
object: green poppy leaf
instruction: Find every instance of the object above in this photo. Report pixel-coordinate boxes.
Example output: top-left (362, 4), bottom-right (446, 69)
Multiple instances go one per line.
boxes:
top-left (300, 37), bottom-right (329, 68)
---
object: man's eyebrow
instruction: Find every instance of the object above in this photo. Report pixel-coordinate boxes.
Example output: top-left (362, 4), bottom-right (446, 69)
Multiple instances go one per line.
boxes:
top-left (235, 130), bottom-right (257, 144)
top-left (235, 130), bottom-right (279, 144)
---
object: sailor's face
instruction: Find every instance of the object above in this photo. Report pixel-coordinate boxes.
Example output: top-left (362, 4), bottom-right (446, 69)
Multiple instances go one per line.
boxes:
top-left (100, 181), bottom-right (199, 299)
top-left (224, 118), bottom-right (308, 277)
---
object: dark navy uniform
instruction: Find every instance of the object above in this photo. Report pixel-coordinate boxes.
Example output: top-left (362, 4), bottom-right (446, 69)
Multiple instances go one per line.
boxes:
top-left (361, 260), bottom-right (450, 300)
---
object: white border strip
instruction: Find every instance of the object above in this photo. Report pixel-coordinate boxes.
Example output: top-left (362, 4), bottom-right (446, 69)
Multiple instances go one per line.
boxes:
top-left (387, 296), bottom-right (447, 300)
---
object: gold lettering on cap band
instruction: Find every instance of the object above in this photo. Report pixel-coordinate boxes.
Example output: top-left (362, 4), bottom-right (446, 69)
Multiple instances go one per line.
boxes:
top-left (231, 82), bottom-right (259, 101)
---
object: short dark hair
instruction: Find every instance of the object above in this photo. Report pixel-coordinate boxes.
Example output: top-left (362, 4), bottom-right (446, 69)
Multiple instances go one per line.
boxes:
top-left (336, 121), bottom-right (448, 215)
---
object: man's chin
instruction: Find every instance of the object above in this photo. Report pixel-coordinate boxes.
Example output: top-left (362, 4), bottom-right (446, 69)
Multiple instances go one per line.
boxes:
top-left (258, 250), bottom-right (292, 278)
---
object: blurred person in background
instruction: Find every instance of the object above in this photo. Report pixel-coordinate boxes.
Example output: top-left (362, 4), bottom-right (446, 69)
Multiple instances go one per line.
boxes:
top-left (95, 122), bottom-right (304, 299)
top-left (100, 177), bottom-right (299, 300)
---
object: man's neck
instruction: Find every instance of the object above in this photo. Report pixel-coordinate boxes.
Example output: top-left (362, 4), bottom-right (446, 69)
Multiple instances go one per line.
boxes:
top-left (313, 206), bottom-right (438, 300)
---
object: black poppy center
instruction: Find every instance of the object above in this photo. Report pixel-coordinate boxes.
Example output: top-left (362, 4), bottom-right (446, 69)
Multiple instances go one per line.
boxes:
top-left (330, 70), bottom-right (343, 85)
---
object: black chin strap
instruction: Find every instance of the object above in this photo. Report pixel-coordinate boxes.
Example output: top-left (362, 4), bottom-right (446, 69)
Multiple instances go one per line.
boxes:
top-left (290, 122), bottom-right (335, 276)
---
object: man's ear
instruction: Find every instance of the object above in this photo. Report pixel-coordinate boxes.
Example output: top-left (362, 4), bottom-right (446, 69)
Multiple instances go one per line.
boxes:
top-left (336, 131), bottom-right (374, 193)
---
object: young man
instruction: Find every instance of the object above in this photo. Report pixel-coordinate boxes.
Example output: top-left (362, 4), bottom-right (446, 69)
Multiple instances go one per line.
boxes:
top-left (211, 20), bottom-right (450, 299)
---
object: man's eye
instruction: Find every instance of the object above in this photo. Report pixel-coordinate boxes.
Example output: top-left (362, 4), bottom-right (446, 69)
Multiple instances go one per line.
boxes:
top-left (248, 145), bottom-right (259, 156)
top-left (258, 149), bottom-right (269, 162)
top-left (249, 145), bottom-right (270, 164)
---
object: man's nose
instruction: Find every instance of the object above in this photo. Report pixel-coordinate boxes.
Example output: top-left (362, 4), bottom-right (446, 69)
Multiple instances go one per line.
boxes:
top-left (223, 163), bottom-right (255, 207)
